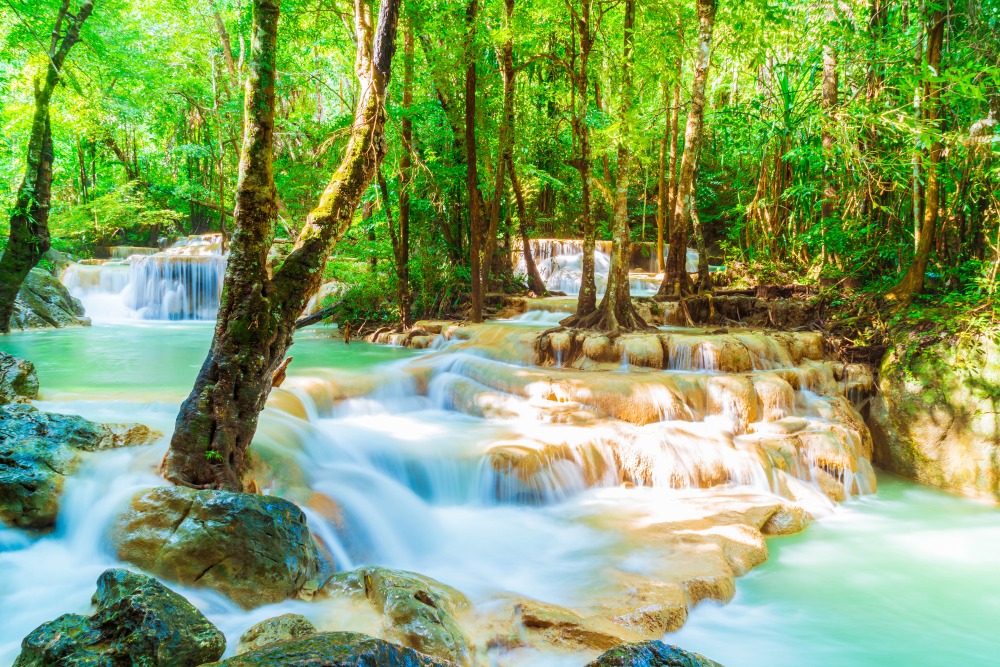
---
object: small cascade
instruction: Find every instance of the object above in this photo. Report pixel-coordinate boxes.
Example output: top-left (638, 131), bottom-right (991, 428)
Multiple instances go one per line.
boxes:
top-left (513, 238), bottom-right (700, 296)
top-left (61, 234), bottom-right (227, 321)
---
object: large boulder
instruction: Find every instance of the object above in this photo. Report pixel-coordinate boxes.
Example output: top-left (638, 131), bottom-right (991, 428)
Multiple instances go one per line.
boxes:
top-left (320, 567), bottom-right (472, 666)
top-left (10, 267), bottom-right (90, 330)
top-left (0, 352), bottom-right (38, 404)
top-left (203, 632), bottom-right (454, 667)
top-left (0, 404), bottom-right (161, 528)
top-left (586, 640), bottom-right (725, 667)
top-left (14, 568), bottom-right (225, 666)
top-left (869, 332), bottom-right (1000, 501)
top-left (114, 486), bottom-right (326, 608)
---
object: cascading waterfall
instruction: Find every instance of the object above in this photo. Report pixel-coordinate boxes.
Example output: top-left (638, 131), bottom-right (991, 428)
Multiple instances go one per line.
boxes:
top-left (513, 238), bottom-right (701, 296)
top-left (61, 234), bottom-right (227, 321)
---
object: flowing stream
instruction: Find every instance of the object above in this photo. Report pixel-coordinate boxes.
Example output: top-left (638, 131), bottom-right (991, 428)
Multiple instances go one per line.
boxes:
top-left (1, 320), bottom-right (998, 666)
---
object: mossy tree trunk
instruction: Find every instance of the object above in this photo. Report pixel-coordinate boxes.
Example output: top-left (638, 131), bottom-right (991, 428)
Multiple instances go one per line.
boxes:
top-left (886, 6), bottom-right (945, 303)
top-left (0, 0), bottom-right (94, 334)
top-left (466, 0), bottom-right (484, 323)
top-left (564, 0), bottom-right (647, 332)
top-left (659, 0), bottom-right (716, 298)
top-left (162, 0), bottom-right (401, 490)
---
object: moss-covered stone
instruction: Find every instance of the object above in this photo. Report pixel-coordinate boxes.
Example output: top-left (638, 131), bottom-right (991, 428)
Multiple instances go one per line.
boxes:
top-left (114, 486), bottom-right (325, 608)
top-left (238, 614), bottom-right (317, 654)
top-left (585, 640), bottom-right (725, 667)
top-left (0, 404), bottom-right (161, 529)
top-left (0, 352), bottom-right (38, 404)
top-left (10, 267), bottom-right (90, 330)
top-left (14, 568), bottom-right (225, 666)
top-left (203, 632), bottom-right (454, 667)
top-left (869, 332), bottom-right (1000, 501)
top-left (320, 567), bottom-right (471, 666)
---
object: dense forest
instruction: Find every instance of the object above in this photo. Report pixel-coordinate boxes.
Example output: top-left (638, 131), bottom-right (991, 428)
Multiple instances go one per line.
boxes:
top-left (2, 0), bottom-right (997, 327)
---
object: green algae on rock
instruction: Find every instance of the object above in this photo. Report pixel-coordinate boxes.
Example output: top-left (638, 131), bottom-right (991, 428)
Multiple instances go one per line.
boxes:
top-left (204, 631), bottom-right (456, 667)
top-left (14, 568), bottom-right (225, 666)
top-left (114, 486), bottom-right (326, 608)
top-left (586, 640), bottom-right (725, 667)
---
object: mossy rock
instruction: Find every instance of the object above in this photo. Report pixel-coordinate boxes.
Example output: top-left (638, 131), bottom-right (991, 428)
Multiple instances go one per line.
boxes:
top-left (586, 640), bottom-right (725, 667)
top-left (0, 352), bottom-right (38, 404)
top-left (114, 486), bottom-right (325, 608)
top-left (203, 632), bottom-right (455, 667)
top-left (14, 568), bottom-right (225, 666)
top-left (10, 267), bottom-right (90, 330)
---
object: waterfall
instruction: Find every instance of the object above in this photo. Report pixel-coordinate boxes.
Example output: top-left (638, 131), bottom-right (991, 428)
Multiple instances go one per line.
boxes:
top-left (513, 239), bottom-right (701, 296)
top-left (61, 234), bottom-right (227, 321)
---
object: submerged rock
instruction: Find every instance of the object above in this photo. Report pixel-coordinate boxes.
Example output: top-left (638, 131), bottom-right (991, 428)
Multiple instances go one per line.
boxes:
top-left (870, 333), bottom-right (1000, 501)
top-left (586, 640), bottom-right (725, 667)
top-left (205, 632), bottom-right (454, 666)
top-left (320, 567), bottom-right (472, 666)
top-left (238, 614), bottom-right (317, 654)
top-left (0, 353), bottom-right (38, 404)
top-left (115, 486), bottom-right (325, 608)
top-left (10, 267), bottom-right (90, 330)
top-left (0, 404), bottom-right (161, 529)
top-left (14, 568), bottom-right (225, 666)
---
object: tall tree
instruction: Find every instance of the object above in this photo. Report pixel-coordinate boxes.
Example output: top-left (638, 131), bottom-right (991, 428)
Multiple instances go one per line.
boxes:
top-left (466, 0), bottom-right (484, 323)
top-left (886, 4), bottom-right (946, 302)
top-left (162, 0), bottom-right (401, 490)
top-left (564, 0), bottom-right (646, 330)
top-left (659, 0), bottom-right (717, 297)
top-left (0, 0), bottom-right (94, 333)
top-left (818, 0), bottom-right (839, 270)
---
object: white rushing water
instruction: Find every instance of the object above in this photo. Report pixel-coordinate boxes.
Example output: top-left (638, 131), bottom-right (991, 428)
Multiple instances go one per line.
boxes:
top-left (513, 239), bottom-right (701, 296)
top-left (61, 235), bottom-right (227, 321)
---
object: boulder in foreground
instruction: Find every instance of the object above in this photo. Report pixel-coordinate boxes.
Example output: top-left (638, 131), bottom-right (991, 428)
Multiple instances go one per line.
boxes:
top-left (586, 640), bottom-right (725, 667)
top-left (204, 631), bottom-right (455, 667)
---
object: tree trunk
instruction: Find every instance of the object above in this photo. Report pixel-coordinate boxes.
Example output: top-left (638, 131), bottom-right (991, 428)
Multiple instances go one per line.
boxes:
top-left (508, 155), bottom-right (547, 295)
top-left (465, 0), bottom-right (484, 322)
top-left (666, 13), bottom-right (682, 260)
top-left (568, 1), bottom-right (597, 320)
top-left (0, 0), bottom-right (94, 333)
top-left (887, 6), bottom-right (945, 303)
top-left (397, 21), bottom-right (413, 327)
top-left (656, 78), bottom-right (668, 273)
top-left (162, 0), bottom-right (401, 490)
top-left (659, 0), bottom-right (716, 297)
top-left (819, 0), bottom-right (839, 269)
top-left (564, 0), bottom-right (646, 331)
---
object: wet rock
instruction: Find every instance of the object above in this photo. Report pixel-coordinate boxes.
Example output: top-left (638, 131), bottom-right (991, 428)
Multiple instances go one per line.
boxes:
top-left (870, 334), bottom-right (1000, 501)
top-left (0, 404), bottom-right (161, 529)
top-left (586, 640), bottom-right (725, 667)
top-left (513, 598), bottom-right (643, 651)
top-left (238, 614), bottom-right (317, 654)
top-left (320, 567), bottom-right (472, 666)
top-left (204, 632), bottom-right (454, 666)
top-left (0, 353), bottom-right (38, 404)
top-left (10, 267), bottom-right (90, 330)
top-left (115, 486), bottom-right (325, 609)
top-left (14, 568), bottom-right (225, 666)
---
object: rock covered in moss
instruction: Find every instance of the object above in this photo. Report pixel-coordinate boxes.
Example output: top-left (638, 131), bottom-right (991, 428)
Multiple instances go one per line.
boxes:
top-left (10, 267), bottom-right (90, 330)
top-left (320, 567), bottom-right (472, 666)
top-left (586, 640), bottom-right (725, 667)
top-left (869, 332), bottom-right (1000, 501)
top-left (13, 568), bottom-right (225, 666)
top-left (0, 404), bottom-right (161, 529)
top-left (114, 486), bottom-right (325, 608)
top-left (238, 614), bottom-right (317, 654)
top-left (0, 352), bottom-right (38, 404)
top-left (204, 632), bottom-right (454, 667)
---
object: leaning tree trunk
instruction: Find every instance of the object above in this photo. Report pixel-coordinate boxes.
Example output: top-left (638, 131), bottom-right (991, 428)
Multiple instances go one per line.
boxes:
top-left (656, 78), bottom-right (669, 273)
top-left (886, 6), bottom-right (944, 303)
top-left (397, 21), bottom-right (413, 328)
top-left (659, 0), bottom-right (717, 297)
top-left (162, 0), bottom-right (401, 490)
top-left (508, 156), bottom-right (547, 295)
top-left (0, 0), bottom-right (94, 333)
top-left (818, 0), bottom-right (839, 270)
top-left (565, 0), bottom-right (647, 331)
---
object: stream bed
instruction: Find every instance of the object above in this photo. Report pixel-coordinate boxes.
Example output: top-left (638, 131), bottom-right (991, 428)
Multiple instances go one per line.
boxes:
top-left (1, 322), bottom-right (998, 666)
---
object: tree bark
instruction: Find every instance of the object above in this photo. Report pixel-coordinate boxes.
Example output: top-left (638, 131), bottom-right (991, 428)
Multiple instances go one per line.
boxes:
top-left (508, 155), bottom-right (547, 295)
top-left (465, 0), bottom-right (484, 323)
top-left (564, 0), bottom-right (646, 331)
top-left (819, 0), bottom-right (839, 268)
top-left (886, 6), bottom-right (945, 303)
top-left (567, 0), bottom-right (597, 320)
top-left (656, 78), bottom-right (668, 273)
top-left (659, 0), bottom-right (716, 298)
top-left (397, 20), bottom-right (413, 327)
top-left (162, 0), bottom-right (401, 490)
top-left (0, 0), bottom-right (94, 333)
